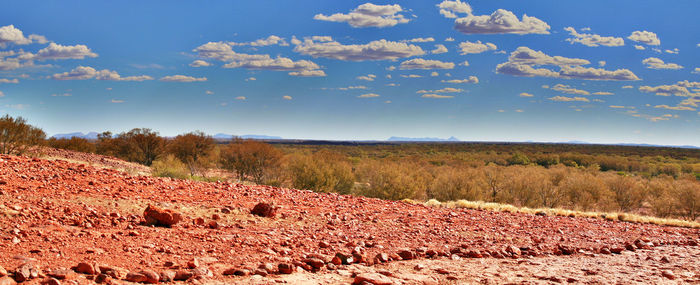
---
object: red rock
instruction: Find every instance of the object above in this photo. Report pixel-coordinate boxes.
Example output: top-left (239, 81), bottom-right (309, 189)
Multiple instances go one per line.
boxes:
top-left (0, 267), bottom-right (6, 277)
top-left (74, 262), bottom-right (98, 275)
top-left (335, 252), bottom-right (354, 265)
top-left (0, 277), bottom-right (15, 285)
top-left (191, 267), bottom-right (213, 278)
top-left (47, 268), bottom-right (76, 280)
top-left (375, 253), bottom-right (389, 263)
top-left (125, 272), bottom-right (147, 283)
top-left (278, 263), bottom-right (295, 274)
top-left (506, 245), bottom-right (521, 256)
top-left (414, 264), bottom-right (425, 271)
top-left (352, 273), bottom-right (394, 285)
top-left (251, 202), bottom-right (276, 218)
top-left (661, 270), bottom-right (675, 280)
top-left (436, 268), bottom-right (452, 275)
top-left (319, 241), bottom-right (330, 248)
top-left (330, 256), bottom-right (342, 265)
top-left (303, 258), bottom-right (325, 269)
top-left (159, 270), bottom-right (176, 282)
top-left (610, 247), bottom-right (624, 254)
top-left (94, 274), bottom-right (111, 283)
top-left (140, 270), bottom-right (160, 283)
top-left (143, 204), bottom-right (183, 227)
top-left (398, 249), bottom-right (415, 260)
top-left (187, 258), bottom-right (199, 269)
top-left (174, 270), bottom-right (194, 281)
top-left (13, 263), bottom-right (35, 282)
top-left (46, 277), bottom-right (61, 285)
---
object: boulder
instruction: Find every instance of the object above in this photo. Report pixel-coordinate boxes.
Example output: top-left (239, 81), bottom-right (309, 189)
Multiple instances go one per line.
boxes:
top-left (251, 203), bottom-right (276, 218)
top-left (143, 204), bottom-right (183, 227)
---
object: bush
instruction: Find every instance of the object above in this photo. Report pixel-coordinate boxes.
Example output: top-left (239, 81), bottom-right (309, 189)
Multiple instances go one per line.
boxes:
top-left (47, 137), bottom-right (96, 153)
top-left (602, 173), bottom-right (646, 212)
top-left (560, 170), bottom-right (613, 211)
top-left (151, 154), bottom-right (189, 179)
top-left (286, 150), bottom-right (354, 194)
top-left (220, 139), bottom-right (283, 184)
top-left (427, 166), bottom-right (485, 202)
top-left (0, 114), bottom-right (45, 155)
top-left (355, 160), bottom-right (429, 201)
top-left (167, 131), bottom-right (215, 175)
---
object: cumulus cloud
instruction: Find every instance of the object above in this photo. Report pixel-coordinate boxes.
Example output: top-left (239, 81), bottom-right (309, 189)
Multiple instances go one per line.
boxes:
top-left (665, 48), bottom-right (679, 54)
top-left (441, 76), bottom-right (478, 84)
top-left (593, 91), bottom-right (614, 95)
top-left (551, 84), bottom-right (590, 95)
top-left (432, 44), bottom-right (448, 54)
top-left (357, 74), bottom-right (377, 81)
top-left (293, 38), bottom-right (425, 61)
top-left (314, 3), bottom-right (409, 28)
top-left (655, 104), bottom-right (696, 111)
top-left (194, 41), bottom-right (324, 75)
top-left (634, 45), bottom-right (645, 50)
top-left (642, 57), bottom-right (683, 70)
top-left (445, 37), bottom-right (455, 42)
top-left (638, 81), bottom-right (700, 96)
top-left (399, 58), bottom-right (455, 70)
top-left (283, 95), bottom-right (292, 100)
top-left (0, 25), bottom-right (47, 47)
top-left (622, 85), bottom-right (634, 89)
top-left (519, 92), bottom-right (534, 97)
top-left (548, 96), bottom-right (590, 102)
top-left (416, 87), bottom-right (462, 94)
top-left (0, 78), bottom-right (19, 84)
top-left (437, 0), bottom-right (471, 18)
top-left (453, 9), bottom-right (550, 35)
top-left (52, 66), bottom-right (153, 81)
top-left (27, 43), bottom-right (98, 61)
top-left (430, 72), bottom-right (439, 77)
top-left (245, 77), bottom-right (256, 81)
top-left (358, 93), bottom-right (380, 98)
top-left (598, 61), bottom-right (606, 67)
top-left (458, 40), bottom-right (497, 55)
top-left (496, 47), bottom-right (640, 81)
top-left (409, 37), bottom-right (435, 43)
top-left (693, 67), bottom-right (700, 74)
top-left (160, 75), bottom-right (207, 82)
top-left (230, 35), bottom-right (288, 47)
top-left (235, 96), bottom-right (246, 100)
top-left (628, 30), bottom-right (660, 46)
top-left (189, 60), bottom-right (211, 67)
top-left (421, 94), bottom-right (454, 98)
top-left (564, 27), bottom-right (624, 47)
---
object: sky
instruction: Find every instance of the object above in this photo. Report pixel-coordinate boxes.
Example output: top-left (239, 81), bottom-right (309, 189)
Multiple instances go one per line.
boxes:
top-left (1, 1), bottom-right (699, 146)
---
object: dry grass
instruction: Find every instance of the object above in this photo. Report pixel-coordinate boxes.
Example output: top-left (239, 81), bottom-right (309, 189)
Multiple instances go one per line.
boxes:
top-left (408, 199), bottom-right (700, 229)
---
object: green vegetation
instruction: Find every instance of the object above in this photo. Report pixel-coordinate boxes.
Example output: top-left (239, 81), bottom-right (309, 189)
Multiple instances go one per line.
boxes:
top-left (0, 114), bottom-right (45, 155)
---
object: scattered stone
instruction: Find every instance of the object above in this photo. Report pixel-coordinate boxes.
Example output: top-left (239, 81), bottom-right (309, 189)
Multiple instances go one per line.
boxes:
top-left (140, 270), bottom-right (160, 284)
top-left (303, 258), bottom-right (325, 269)
top-left (74, 262), bottom-right (98, 275)
top-left (251, 202), bottom-right (276, 218)
top-left (398, 249), bottom-right (415, 260)
top-left (661, 270), bottom-right (676, 280)
top-left (174, 270), bottom-right (194, 281)
top-left (159, 270), bottom-right (176, 282)
top-left (45, 277), bottom-right (61, 285)
top-left (414, 264), bottom-right (425, 271)
top-left (187, 258), bottom-right (200, 269)
top-left (375, 253), bottom-right (389, 263)
top-left (143, 204), bottom-right (183, 227)
top-left (94, 274), bottom-right (111, 283)
top-left (13, 263), bottom-right (36, 282)
top-left (610, 247), bottom-right (624, 254)
top-left (191, 267), bottom-right (213, 279)
top-left (47, 268), bottom-right (75, 280)
top-left (278, 263), bottom-right (295, 274)
top-left (599, 247), bottom-right (611, 255)
top-left (319, 241), bottom-right (330, 248)
top-left (660, 256), bottom-right (671, 263)
top-left (352, 273), bottom-right (394, 285)
top-left (506, 245), bottom-right (521, 256)
top-left (335, 253), bottom-right (354, 265)
top-left (125, 272), bottom-right (147, 283)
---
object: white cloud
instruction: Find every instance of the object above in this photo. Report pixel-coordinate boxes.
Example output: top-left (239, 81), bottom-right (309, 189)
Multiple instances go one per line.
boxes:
top-left (235, 96), bottom-right (246, 100)
top-left (358, 93), bottom-right (380, 98)
top-left (638, 81), bottom-right (700, 96)
top-left (598, 61), bottom-right (606, 67)
top-left (357, 74), bottom-right (377, 81)
top-left (283, 95), bottom-right (292, 100)
top-left (496, 47), bottom-right (640, 81)
top-left (51, 93), bottom-right (72, 97)
top-left (437, 0), bottom-right (472, 18)
top-left (0, 78), bottom-right (19, 84)
top-left (110, 99), bottom-right (124, 103)
top-left (231, 35), bottom-right (288, 47)
top-left (642, 57), bottom-right (683, 70)
top-left (416, 87), bottom-right (462, 94)
top-left (431, 44), bottom-right (448, 54)
top-left (194, 41), bottom-right (324, 75)
top-left (293, 38), bottom-right (425, 61)
top-left (245, 77), bottom-right (256, 81)
top-left (289, 69), bottom-right (326, 77)
top-left (445, 37), bottom-right (455, 42)
top-left (622, 85), bottom-right (634, 89)
top-left (515, 109), bottom-right (524, 113)
top-left (29, 43), bottom-right (98, 61)
top-left (519, 92), bottom-right (534, 97)
top-left (399, 58), bottom-right (455, 70)
top-left (0, 25), bottom-right (46, 47)
top-left (552, 84), bottom-right (590, 95)
top-left (548, 96), bottom-right (589, 102)
top-left (385, 83), bottom-right (399, 86)
top-left (628, 30), bottom-right (660, 46)
top-left (430, 72), bottom-right (439, 77)
top-left (401, 74), bottom-right (423, 78)
top-left (665, 48), bottom-right (679, 54)
top-left (564, 27), bottom-right (624, 47)
top-left (205, 90), bottom-right (214, 95)
top-left (454, 9), bottom-right (550, 35)
top-left (52, 66), bottom-right (153, 81)
top-left (634, 45), bottom-right (645, 50)
top-left (655, 104), bottom-right (696, 111)
top-left (421, 94), bottom-right (454, 99)
top-left (460, 60), bottom-right (469, 66)
top-left (386, 66), bottom-right (396, 71)
top-left (409, 37), bottom-right (435, 43)
top-left (458, 40), bottom-right (497, 55)
top-left (693, 67), bottom-right (700, 74)
top-left (189, 60), bottom-right (211, 67)
top-left (314, 3), bottom-right (409, 28)
top-left (592, 91), bottom-right (614, 95)
top-left (338, 85), bottom-right (368, 90)
top-left (160, 75), bottom-right (207, 82)
top-left (441, 76), bottom-right (478, 84)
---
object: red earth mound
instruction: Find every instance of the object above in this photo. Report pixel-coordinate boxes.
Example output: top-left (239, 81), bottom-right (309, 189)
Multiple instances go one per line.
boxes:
top-left (0, 154), bottom-right (698, 284)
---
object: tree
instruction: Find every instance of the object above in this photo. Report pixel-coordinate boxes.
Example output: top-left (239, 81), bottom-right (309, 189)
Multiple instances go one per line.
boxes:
top-left (117, 128), bottom-right (165, 166)
top-left (167, 131), bottom-right (215, 175)
top-left (0, 114), bottom-right (46, 155)
top-left (220, 139), bottom-right (283, 184)
top-left (47, 137), bottom-right (96, 153)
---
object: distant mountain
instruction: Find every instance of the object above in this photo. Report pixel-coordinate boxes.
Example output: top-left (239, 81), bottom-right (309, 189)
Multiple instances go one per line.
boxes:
top-left (213, 133), bottom-right (283, 140)
top-left (52, 132), bottom-right (99, 140)
top-left (387, 136), bottom-right (460, 142)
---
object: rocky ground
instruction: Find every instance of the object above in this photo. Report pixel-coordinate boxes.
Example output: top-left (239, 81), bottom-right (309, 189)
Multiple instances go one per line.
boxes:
top-left (0, 153), bottom-right (698, 284)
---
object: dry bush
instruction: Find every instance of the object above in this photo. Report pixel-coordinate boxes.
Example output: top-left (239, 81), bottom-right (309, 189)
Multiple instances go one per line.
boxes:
top-left (483, 164), bottom-right (505, 202)
top-left (0, 114), bottom-right (46, 155)
top-left (47, 137), bottom-right (96, 153)
top-left (602, 172), bottom-right (647, 212)
top-left (167, 131), bottom-right (215, 176)
top-left (99, 128), bottom-right (165, 166)
top-left (151, 154), bottom-right (189, 179)
top-left (676, 178), bottom-right (700, 220)
top-left (648, 177), bottom-right (678, 217)
top-left (502, 166), bottom-right (554, 208)
top-left (427, 166), bottom-right (485, 202)
top-left (355, 160), bottom-right (430, 201)
top-left (559, 170), bottom-right (614, 211)
top-left (285, 150), bottom-right (354, 194)
top-left (220, 139), bottom-right (283, 184)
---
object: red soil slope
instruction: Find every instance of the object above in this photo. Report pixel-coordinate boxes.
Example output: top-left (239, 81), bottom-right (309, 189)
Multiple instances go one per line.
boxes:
top-left (0, 154), bottom-right (698, 284)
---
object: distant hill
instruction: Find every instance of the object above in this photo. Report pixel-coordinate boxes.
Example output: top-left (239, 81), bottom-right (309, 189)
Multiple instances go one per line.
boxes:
top-left (387, 136), bottom-right (460, 142)
top-left (52, 132), bottom-right (99, 140)
top-left (213, 133), bottom-right (283, 140)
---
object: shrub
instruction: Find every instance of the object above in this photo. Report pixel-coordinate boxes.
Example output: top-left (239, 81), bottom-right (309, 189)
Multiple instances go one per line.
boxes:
top-left (220, 139), bottom-right (283, 184)
top-left (0, 114), bottom-right (46, 155)
top-left (286, 150), bottom-right (354, 194)
top-left (167, 131), bottom-right (215, 175)
top-left (602, 173), bottom-right (646, 212)
top-left (676, 179), bottom-right (700, 220)
top-left (355, 160), bottom-right (429, 201)
top-left (151, 154), bottom-right (189, 179)
top-left (559, 170), bottom-right (613, 211)
top-left (47, 137), bottom-right (96, 153)
top-left (507, 152), bottom-right (530, 165)
top-left (427, 166), bottom-right (485, 202)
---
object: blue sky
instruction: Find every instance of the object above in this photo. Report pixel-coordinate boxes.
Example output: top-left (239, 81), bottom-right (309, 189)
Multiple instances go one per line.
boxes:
top-left (1, 1), bottom-right (699, 145)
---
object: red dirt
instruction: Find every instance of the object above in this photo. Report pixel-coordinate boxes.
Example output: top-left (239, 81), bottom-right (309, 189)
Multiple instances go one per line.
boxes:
top-left (1, 154), bottom-right (698, 284)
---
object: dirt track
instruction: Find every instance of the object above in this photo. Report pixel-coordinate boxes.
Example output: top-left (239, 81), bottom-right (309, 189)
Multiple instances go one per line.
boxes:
top-left (1, 154), bottom-right (698, 284)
